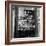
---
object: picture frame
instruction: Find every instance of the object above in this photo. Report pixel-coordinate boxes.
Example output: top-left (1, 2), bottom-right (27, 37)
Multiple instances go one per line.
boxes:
top-left (5, 1), bottom-right (45, 45)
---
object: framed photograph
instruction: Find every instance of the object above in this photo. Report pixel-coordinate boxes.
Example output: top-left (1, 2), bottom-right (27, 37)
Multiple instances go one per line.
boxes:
top-left (5, 1), bottom-right (45, 45)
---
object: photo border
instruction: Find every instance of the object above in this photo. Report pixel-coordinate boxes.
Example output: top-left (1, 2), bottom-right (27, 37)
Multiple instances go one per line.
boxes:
top-left (5, 1), bottom-right (45, 45)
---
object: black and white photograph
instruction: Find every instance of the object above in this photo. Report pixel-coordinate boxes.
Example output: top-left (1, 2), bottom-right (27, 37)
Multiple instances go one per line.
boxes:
top-left (5, 1), bottom-right (45, 44)
top-left (11, 6), bottom-right (40, 38)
